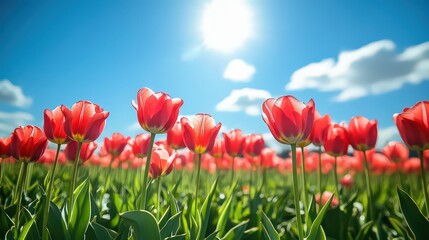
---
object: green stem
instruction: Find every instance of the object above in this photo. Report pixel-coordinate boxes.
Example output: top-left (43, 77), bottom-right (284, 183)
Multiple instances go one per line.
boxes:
top-left (419, 151), bottom-right (429, 216)
top-left (140, 133), bottom-right (156, 210)
top-left (318, 146), bottom-right (323, 211)
top-left (68, 142), bottom-right (83, 218)
top-left (15, 162), bottom-right (28, 238)
top-left (291, 144), bottom-right (304, 239)
top-left (42, 143), bottom-right (61, 240)
top-left (230, 156), bottom-right (235, 186)
top-left (195, 153), bottom-right (202, 215)
top-left (333, 156), bottom-right (340, 205)
top-left (363, 150), bottom-right (374, 221)
top-left (14, 163), bottom-right (24, 203)
top-left (157, 177), bottom-right (162, 220)
top-left (300, 147), bottom-right (309, 220)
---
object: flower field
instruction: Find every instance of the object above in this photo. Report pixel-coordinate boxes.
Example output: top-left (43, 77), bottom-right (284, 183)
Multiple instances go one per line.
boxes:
top-left (1, 87), bottom-right (429, 240)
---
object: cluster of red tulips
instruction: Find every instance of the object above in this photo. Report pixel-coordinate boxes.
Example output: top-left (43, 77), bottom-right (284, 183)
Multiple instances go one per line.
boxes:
top-left (0, 86), bottom-right (428, 239)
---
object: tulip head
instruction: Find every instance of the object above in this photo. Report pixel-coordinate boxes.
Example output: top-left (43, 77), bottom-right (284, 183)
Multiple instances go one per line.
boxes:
top-left (11, 125), bottom-right (48, 163)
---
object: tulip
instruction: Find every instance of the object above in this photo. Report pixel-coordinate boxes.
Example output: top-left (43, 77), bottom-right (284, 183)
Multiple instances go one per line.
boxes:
top-left (262, 95), bottom-right (315, 239)
top-left (310, 112), bottom-right (332, 205)
top-left (341, 174), bottom-right (354, 188)
top-left (167, 122), bottom-right (186, 150)
top-left (104, 133), bottom-right (130, 158)
top-left (316, 191), bottom-right (339, 208)
top-left (348, 116), bottom-right (377, 220)
top-left (244, 134), bottom-right (265, 157)
top-left (148, 146), bottom-right (176, 219)
top-left (223, 129), bottom-right (246, 184)
top-left (132, 87), bottom-right (184, 134)
top-left (181, 114), bottom-right (221, 213)
top-left (382, 141), bottom-right (409, 163)
top-left (132, 87), bottom-right (183, 210)
top-left (210, 138), bottom-right (224, 159)
top-left (43, 106), bottom-right (73, 240)
top-left (65, 141), bottom-right (98, 163)
top-left (0, 135), bottom-right (12, 185)
top-left (11, 125), bottom-right (48, 237)
top-left (394, 101), bottom-right (429, 215)
top-left (61, 101), bottom-right (109, 143)
top-left (131, 133), bottom-right (151, 158)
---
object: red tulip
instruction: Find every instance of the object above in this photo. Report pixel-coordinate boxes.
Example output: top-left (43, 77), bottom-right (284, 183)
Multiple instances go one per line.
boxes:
top-left (44, 106), bottom-right (70, 144)
top-left (167, 122), bottom-right (186, 150)
top-left (64, 141), bottom-right (98, 163)
top-left (61, 100), bottom-right (109, 142)
top-left (155, 139), bottom-right (174, 155)
top-left (132, 87), bottom-right (183, 134)
top-left (341, 174), bottom-right (354, 188)
top-left (260, 148), bottom-right (276, 168)
top-left (382, 141), bottom-right (409, 163)
top-left (11, 126), bottom-right (48, 162)
top-left (181, 114), bottom-right (222, 154)
top-left (223, 129), bottom-right (246, 157)
top-left (402, 158), bottom-right (421, 173)
top-left (324, 123), bottom-right (349, 157)
top-left (0, 135), bottom-right (12, 158)
top-left (210, 138), bottom-right (224, 158)
top-left (149, 146), bottom-right (176, 179)
top-left (244, 134), bottom-right (265, 157)
top-left (347, 116), bottom-right (377, 151)
top-left (104, 133), bottom-right (130, 157)
top-left (310, 112), bottom-right (332, 146)
top-left (394, 101), bottom-right (429, 151)
top-left (262, 95), bottom-right (315, 145)
top-left (315, 191), bottom-right (339, 208)
top-left (130, 133), bottom-right (151, 158)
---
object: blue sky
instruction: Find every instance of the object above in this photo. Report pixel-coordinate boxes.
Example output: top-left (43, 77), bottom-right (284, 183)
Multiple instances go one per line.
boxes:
top-left (1, 0), bottom-right (428, 151)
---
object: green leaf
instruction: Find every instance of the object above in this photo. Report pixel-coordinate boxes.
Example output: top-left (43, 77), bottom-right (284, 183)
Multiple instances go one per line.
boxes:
top-left (86, 222), bottom-right (115, 240)
top-left (18, 218), bottom-right (39, 240)
top-left (222, 220), bottom-right (248, 240)
top-left (0, 207), bottom-right (13, 237)
top-left (197, 177), bottom-right (218, 240)
top-left (305, 193), bottom-right (333, 240)
top-left (216, 192), bottom-right (233, 237)
top-left (47, 200), bottom-right (70, 240)
top-left (120, 210), bottom-right (161, 240)
top-left (355, 221), bottom-right (374, 240)
top-left (261, 211), bottom-right (280, 240)
top-left (160, 211), bottom-right (182, 239)
top-left (397, 187), bottom-right (429, 240)
top-left (204, 230), bottom-right (219, 240)
top-left (165, 233), bottom-right (186, 240)
top-left (68, 178), bottom-right (91, 240)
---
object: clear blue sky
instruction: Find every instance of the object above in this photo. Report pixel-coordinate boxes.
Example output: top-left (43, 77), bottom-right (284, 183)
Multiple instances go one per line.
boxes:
top-left (1, 0), bottom-right (428, 150)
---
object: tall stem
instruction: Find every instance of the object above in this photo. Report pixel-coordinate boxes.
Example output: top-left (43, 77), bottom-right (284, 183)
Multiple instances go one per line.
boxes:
top-left (15, 162), bottom-right (28, 238)
top-left (318, 146), bottom-right (323, 210)
top-left (419, 151), bottom-right (429, 216)
top-left (291, 144), bottom-right (304, 239)
top-left (195, 153), bottom-right (202, 215)
top-left (140, 133), bottom-right (156, 210)
top-left (157, 177), bottom-right (162, 220)
top-left (14, 163), bottom-right (24, 203)
top-left (333, 156), bottom-right (340, 205)
top-left (68, 142), bottom-right (83, 217)
top-left (230, 156), bottom-right (235, 186)
top-left (42, 144), bottom-right (61, 240)
top-left (363, 150), bottom-right (374, 221)
top-left (300, 147), bottom-right (309, 217)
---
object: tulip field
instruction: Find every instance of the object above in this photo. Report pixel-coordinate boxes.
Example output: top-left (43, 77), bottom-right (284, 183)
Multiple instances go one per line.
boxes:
top-left (1, 87), bottom-right (429, 240)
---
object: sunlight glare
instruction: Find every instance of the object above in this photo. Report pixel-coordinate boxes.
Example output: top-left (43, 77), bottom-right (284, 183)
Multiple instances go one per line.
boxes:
top-left (201, 0), bottom-right (253, 53)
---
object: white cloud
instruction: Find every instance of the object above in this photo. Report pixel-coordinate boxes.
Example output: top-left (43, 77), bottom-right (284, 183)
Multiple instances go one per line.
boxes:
top-left (262, 132), bottom-right (290, 153)
top-left (0, 79), bottom-right (32, 107)
top-left (376, 126), bottom-right (401, 150)
top-left (216, 88), bottom-right (271, 116)
top-left (223, 59), bottom-right (256, 81)
top-left (286, 40), bottom-right (429, 101)
top-left (0, 111), bottom-right (34, 136)
top-left (127, 122), bottom-right (141, 132)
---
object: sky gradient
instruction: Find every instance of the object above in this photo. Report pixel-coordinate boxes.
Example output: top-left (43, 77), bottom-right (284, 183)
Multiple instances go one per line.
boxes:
top-left (1, 0), bottom-right (428, 151)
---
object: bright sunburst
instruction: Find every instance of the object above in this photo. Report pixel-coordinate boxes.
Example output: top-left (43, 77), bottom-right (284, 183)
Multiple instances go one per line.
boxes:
top-left (201, 0), bottom-right (253, 53)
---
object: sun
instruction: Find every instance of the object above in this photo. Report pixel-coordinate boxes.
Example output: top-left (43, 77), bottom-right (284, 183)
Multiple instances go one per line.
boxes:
top-left (201, 0), bottom-right (253, 53)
